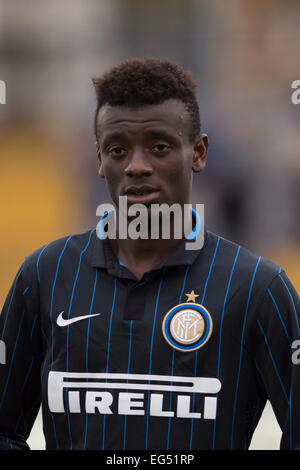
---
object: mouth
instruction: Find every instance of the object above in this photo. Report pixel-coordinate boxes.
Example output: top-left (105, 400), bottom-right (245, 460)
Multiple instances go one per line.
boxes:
top-left (123, 185), bottom-right (160, 204)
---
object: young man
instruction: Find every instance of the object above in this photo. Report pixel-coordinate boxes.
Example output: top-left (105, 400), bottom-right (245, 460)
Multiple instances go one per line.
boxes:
top-left (0, 58), bottom-right (299, 450)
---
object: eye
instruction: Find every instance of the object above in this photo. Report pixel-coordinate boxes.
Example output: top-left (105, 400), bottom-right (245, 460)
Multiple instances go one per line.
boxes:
top-left (108, 146), bottom-right (127, 158)
top-left (151, 143), bottom-right (172, 154)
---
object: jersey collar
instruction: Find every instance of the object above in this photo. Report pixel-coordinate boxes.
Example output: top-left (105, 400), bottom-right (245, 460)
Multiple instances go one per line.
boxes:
top-left (91, 209), bottom-right (207, 278)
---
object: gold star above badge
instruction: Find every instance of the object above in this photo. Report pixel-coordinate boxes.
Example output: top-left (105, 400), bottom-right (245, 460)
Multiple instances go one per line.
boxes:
top-left (185, 290), bottom-right (199, 303)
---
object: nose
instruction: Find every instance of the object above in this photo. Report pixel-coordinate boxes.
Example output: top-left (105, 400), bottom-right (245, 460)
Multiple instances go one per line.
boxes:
top-left (124, 147), bottom-right (153, 177)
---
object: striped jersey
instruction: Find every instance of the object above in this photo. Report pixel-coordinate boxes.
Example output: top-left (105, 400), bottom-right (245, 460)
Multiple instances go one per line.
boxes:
top-left (0, 227), bottom-right (299, 450)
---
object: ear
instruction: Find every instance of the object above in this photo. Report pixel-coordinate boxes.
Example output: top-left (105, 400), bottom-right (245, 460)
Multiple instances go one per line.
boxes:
top-left (192, 133), bottom-right (209, 173)
top-left (96, 144), bottom-right (105, 178)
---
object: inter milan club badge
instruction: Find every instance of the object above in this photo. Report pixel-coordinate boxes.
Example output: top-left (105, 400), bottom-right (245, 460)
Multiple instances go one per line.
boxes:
top-left (162, 290), bottom-right (213, 352)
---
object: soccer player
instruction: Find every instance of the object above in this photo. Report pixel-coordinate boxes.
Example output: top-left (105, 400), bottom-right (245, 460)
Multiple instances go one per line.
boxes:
top-left (0, 58), bottom-right (299, 450)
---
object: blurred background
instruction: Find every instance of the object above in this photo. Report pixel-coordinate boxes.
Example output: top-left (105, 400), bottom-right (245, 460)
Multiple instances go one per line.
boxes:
top-left (0, 0), bottom-right (299, 450)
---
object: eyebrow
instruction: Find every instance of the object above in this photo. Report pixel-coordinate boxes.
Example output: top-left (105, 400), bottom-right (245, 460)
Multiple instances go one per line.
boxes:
top-left (145, 129), bottom-right (178, 141)
top-left (100, 132), bottom-right (126, 147)
top-left (100, 129), bottom-right (179, 148)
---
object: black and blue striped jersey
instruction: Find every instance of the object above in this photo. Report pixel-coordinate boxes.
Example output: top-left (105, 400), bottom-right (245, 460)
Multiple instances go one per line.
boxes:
top-left (0, 227), bottom-right (299, 450)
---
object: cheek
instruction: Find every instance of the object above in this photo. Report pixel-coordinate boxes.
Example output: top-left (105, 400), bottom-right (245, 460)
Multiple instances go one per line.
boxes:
top-left (101, 163), bottom-right (123, 197)
top-left (102, 161), bottom-right (119, 183)
top-left (162, 154), bottom-right (191, 183)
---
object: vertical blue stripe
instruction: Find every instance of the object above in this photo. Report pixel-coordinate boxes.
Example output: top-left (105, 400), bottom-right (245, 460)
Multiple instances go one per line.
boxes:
top-left (166, 265), bottom-right (190, 449)
top-left (85, 269), bottom-right (99, 370)
top-left (267, 288), bottom-right (292, 346)
top-left (257, 319), bottom-right (289, 403)
top-left (189, 237), bottom-right (220, 449)
top-left (36, 244), bottom-right (49, 284)
top-left (258, 318), bottom-right (292, 448)
top-left (212, 245), bottom-right (241, 449)
top-left (255, 362), bottom-right (271, 400)
top-left (278, 261), bottom-right (298, 448)
top-left (105, 278), bottom-right (117, 374)
top-left (30, 315), bottom-right (38, 341)
top-left (145, 273), bottom-right (164, 450)
top-left (49, 236), bottom-right (72, 368)
top-left (83, 268), bottom-right (99, 450)
top-left (0, 309), bottom-right (26, 409)
top-left (189, 350), bottom-right (198, 449)
top-left (48, 235), bottom-right (72, 451)
top-left (51, 413), bottom-right (59, 450)
top-left (230, 256), bottom-right (261, 449)
top-left (1, 268), bottom-right (23, 340)
top-left (102, 278), bottom-right (117, 450)
top-left (127, 321), bottom-right (134, 369)
top-left (179, 265), bottom-right (190, 304)
top-left (40, 328), bottom-right (50, 382)
top-left (123, 320), bottom-right (133, 450)
top-left (289, 390), bottom-right (293, 449)
top-left (40, 325), bottom-right (49, 345)
top-left (217, 246), bottom-right (241, 378)
top-left (278, 273), bottom-right (300, 336)
top-left (201, 236), bottom-right (220, 304)
top-left (65, 231), bottom-right (94, 450)
top-left (66, 230), bottom-right (94, 372)
top-left (166, 349), bottom-right (175, 450)
top-left (148, 274), bottom-right (164, 375)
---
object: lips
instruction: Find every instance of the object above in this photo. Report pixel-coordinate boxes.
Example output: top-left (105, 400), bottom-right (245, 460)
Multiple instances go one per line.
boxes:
top-left (123, 185), bottom-right (160, 204)
top-left (124, 185), bottom-right (159, 196)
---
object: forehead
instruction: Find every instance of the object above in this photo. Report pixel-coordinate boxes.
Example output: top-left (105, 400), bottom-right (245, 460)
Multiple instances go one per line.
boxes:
top-left (97, 99), bottom-right (191, 138)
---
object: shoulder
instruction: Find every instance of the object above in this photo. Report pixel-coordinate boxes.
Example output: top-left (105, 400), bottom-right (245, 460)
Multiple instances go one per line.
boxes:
top-left (204, 230), bottom-right (282, 294)
top-left (202, 231), bottom-right (299, 322)
top-left (21, 229), bottom-right (96, 281)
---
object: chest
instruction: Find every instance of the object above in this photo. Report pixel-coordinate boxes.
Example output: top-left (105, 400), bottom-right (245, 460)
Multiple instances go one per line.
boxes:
top-left (39, 265), bottom-right (251, 376)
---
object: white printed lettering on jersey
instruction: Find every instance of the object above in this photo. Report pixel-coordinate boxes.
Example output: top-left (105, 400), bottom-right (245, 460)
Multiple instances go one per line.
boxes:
top-left (48, 372), bottom-right (221, 420)
top-left (56, 311), bottom-right (101, 327)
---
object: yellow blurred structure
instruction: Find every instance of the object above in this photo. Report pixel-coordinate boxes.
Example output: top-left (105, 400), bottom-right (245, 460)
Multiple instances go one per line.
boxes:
top-left (0, 128), bottom-right (83, 304)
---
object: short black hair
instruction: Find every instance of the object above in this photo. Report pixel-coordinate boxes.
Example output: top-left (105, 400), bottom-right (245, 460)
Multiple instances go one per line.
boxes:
top-left (92, 58), bottom-right (201, 143)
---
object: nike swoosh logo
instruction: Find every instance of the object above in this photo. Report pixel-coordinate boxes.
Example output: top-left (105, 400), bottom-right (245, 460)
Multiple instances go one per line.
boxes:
top-left (56, 311), bottom-right (101, 327)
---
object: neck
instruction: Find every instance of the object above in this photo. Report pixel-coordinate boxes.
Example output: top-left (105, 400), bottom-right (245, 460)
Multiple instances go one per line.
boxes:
top-left (108, 207), bottom-right (193, 279)
top-left (111, 236), bottom-right (182, 265)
